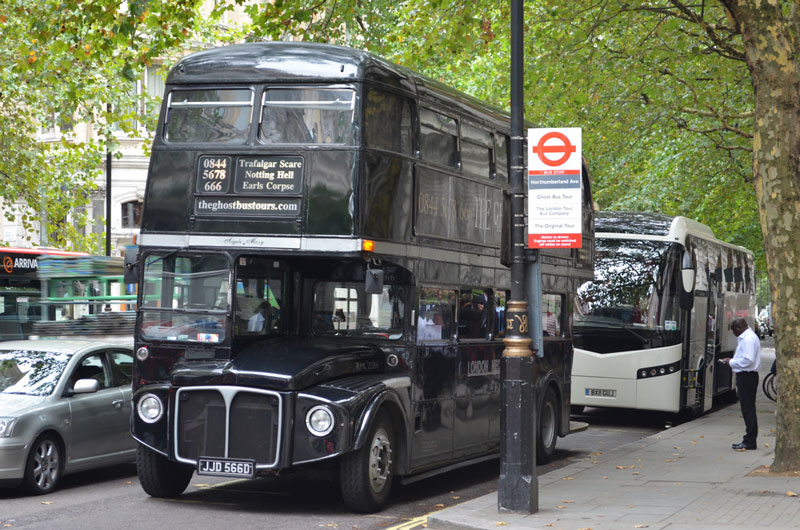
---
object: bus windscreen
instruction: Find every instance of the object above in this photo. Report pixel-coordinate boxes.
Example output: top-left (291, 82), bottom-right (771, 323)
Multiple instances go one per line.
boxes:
top-left (574, 238), bottom-right (682, 352)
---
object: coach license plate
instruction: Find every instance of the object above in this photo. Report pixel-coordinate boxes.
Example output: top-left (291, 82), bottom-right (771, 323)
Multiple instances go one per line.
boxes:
top-left (586, 388), bottom-right (616, 397)
top-left (197, 457), bottom-right (255, 478)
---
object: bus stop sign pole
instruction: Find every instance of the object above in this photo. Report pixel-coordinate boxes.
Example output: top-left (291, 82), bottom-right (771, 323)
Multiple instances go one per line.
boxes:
top-left (498, 0), bottom-right (538, 514)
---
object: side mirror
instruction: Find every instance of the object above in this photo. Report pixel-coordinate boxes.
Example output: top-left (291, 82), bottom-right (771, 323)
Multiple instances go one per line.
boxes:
top-left (123, 245), bottom-right (139, 285)
top-left (73, 378), bottom-right (100, 394)
top-left (365, 267), bottom-right (384, 294)
top-left (679, 251), bottom-right (695, 310)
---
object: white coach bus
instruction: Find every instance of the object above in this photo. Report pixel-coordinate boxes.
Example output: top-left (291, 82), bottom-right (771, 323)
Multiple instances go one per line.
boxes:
top-left (571, 211), bottom-right (757, 415)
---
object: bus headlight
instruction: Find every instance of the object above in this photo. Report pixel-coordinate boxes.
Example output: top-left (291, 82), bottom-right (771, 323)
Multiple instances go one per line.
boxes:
top-left (135, 346), bottom-right (149, 361)
top-left (305, 405), bottom-right (334, 437)
top-left (137, 394), bottom-right (164, 424)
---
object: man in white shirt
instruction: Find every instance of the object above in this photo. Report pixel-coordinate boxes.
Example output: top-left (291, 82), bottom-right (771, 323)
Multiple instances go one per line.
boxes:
top-left (720, 318), bottom-right (761, 450)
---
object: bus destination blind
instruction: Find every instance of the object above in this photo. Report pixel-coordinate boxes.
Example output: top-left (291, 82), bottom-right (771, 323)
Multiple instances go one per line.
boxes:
top-left (194, 155), bottom-right (303, 217)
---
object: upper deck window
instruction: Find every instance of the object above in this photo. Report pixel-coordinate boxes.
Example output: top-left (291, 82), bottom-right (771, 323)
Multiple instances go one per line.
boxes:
top-left (259, 88), bottom-right (356, 145)
top-left (364, 89), bottom-right (413, 155)
top-left (494, 134), bottom-right (509, 182)
top-left (460, 123), bottom-right (492, 178)
top-left (164, 89), bottom-right (253, 144)
top-left (420, 109), bottom-right (458, 168)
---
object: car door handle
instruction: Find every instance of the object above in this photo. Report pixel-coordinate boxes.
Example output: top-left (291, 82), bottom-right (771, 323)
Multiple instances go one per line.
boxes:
top-left (112, 399), bottom-right (124, 408)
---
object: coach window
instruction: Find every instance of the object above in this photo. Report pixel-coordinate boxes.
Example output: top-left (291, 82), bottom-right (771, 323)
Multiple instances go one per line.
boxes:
top-left (457, 289), bottom-right (490, 340)
top-left (420, 108), bottom-right (458, 168)
top-left (417, 287), bottom-right (456, 342)
top-left (364, 89), bottom-right (413, 154)
top-left (461, 123), bottom-right (492, 178)
top-left (494, 133), bottom-right (509, 182)
top-left (542, 294), bottom-right (564, 338)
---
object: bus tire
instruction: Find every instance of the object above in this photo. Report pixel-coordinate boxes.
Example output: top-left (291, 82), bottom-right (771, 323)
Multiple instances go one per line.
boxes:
top-left (537, 386), bottom-right (559, 465)
top-left (136, 444), bottom-right (193, 498)
top-left (22, 433), bottom-right (62, 495)
top-left (340, 413), bottom-right (394, 513)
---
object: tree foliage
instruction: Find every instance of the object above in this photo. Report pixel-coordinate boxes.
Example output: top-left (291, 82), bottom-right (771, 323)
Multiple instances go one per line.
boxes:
top-left (0, 0), bottom-right (210, 250)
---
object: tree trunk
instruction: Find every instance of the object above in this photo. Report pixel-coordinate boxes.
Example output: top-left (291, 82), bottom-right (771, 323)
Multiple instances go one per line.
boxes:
top-left (721, 1), bottom-right (800, 472)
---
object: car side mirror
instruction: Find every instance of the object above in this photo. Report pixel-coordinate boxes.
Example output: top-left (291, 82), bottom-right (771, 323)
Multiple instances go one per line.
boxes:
top-left (73, 379), bottom-right (100, 394)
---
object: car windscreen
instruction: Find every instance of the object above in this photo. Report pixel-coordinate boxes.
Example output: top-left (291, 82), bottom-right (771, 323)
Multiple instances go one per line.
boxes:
top-left (0, 350), bottom-right (71, 396)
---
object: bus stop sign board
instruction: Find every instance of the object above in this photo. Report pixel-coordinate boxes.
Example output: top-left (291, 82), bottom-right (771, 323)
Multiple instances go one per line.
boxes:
top-left (527, 128), bottom-right (582, 249)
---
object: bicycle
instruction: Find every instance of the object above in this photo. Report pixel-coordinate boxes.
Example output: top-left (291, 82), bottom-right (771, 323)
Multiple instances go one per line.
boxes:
top-left (762, 360), bottom-right (777, 401)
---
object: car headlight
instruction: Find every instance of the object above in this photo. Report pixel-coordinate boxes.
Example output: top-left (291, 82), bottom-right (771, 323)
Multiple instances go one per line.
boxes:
top-left (0, 417), bottom-right (17, 438)
top-left (305, 405), bottom-right (334, 437)
top-left (137, 394), bottom-right (164, 424)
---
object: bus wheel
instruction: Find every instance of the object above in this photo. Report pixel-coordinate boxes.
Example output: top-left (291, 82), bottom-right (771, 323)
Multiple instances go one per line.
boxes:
top-left (23, 434), bottom-right (62, 495)
top-left (136, 444), bottom-right (193, 498)
top-left (537, 386), bottom-right (559, 465)
top-left (340, 413), bottom-right (394, 513)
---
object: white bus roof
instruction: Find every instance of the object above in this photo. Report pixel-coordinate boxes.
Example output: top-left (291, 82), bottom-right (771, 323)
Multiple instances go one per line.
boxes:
top-left (594, 211), bottom-right (751, 254)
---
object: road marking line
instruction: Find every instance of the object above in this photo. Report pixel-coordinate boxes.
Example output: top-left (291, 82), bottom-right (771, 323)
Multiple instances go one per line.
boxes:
top-left (385, 514), bottom-right (429, 530)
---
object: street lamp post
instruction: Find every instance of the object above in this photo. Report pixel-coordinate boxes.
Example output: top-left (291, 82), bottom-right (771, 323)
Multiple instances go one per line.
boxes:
top-left (498, 0), bottom-right (538, 514)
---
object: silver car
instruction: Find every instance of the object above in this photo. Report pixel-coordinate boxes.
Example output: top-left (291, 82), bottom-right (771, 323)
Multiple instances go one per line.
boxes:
top-left (0, 339), bottom-right (136, 494)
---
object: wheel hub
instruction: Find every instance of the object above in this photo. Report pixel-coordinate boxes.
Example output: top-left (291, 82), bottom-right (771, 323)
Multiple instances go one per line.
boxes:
top-left (33, 440), bottom-right (59, 490)
top-left (368, 427), bottom-right (392, 492)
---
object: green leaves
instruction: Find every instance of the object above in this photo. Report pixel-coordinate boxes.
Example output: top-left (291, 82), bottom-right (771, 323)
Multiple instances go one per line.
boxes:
top-left (1, 0), bottom-right (211, 251)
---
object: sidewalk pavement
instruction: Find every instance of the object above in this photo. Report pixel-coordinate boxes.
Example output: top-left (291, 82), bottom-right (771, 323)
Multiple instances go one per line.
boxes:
top-left (428, 345), bottom-right (800, 530)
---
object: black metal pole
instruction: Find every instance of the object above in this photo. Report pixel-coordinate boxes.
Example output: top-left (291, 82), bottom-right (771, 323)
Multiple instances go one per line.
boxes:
top-left (105, 106), bottom-right (112, 257)
top-left (498, 0), bottom-right (537, 514)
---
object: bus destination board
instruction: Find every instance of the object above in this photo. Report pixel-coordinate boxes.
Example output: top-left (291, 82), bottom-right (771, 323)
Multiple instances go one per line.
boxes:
top-left (234, 156), bottom-right (303, 195)
top-left (194, 155), bottom-right (304, 218)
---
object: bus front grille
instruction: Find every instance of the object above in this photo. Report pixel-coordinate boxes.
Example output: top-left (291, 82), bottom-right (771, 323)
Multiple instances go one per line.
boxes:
top-left (175, 387), bottom-right (282, 468)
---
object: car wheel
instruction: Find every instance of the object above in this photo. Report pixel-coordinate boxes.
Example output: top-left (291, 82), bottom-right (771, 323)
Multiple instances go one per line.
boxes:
top-left (23, 434), bottom-right (62, 495)
top-left (136, 444), bottom-right (193, 498)
top-left (536, 386), bottom-right (559, 465)
top-left (340, 412), bottom-right (394, 513)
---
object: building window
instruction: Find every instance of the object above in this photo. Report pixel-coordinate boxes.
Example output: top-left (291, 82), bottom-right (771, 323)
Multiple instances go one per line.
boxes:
top-left (121, 200), bottom-right (142, 228)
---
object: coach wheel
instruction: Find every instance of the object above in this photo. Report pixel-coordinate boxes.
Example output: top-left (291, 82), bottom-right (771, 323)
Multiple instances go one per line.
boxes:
top-left (537, 386), bottom-right (559, 465)
top-left (340, 413), bottom-right (394, 513)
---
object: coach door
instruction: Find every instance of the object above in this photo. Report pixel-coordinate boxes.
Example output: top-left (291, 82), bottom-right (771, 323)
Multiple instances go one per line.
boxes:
top-left (702, 272), bottom-right (722, 412)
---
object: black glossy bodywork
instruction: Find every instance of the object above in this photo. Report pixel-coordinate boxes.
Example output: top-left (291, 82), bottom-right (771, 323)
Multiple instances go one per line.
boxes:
top-left (132, 43), bottom-right (594, 487)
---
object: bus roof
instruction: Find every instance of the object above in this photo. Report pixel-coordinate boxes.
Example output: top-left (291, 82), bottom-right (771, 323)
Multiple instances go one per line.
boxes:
top-left (595, 211), bottom-right (747, 252)
top-left (166, 42), bottom-right (512, 129)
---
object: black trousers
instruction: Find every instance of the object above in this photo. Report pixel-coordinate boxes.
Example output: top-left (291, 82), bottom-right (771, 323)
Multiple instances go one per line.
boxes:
top-left (736, 371), bottom-right (759, 446)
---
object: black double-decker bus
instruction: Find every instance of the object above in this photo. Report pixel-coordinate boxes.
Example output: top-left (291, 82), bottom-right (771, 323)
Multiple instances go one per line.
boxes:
top-left (130, 42), bottom-right (594, 512)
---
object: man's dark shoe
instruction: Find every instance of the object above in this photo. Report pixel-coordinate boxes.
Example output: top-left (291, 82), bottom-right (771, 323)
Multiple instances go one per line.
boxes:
top-left (732, 442), bottom-right (756, 450)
